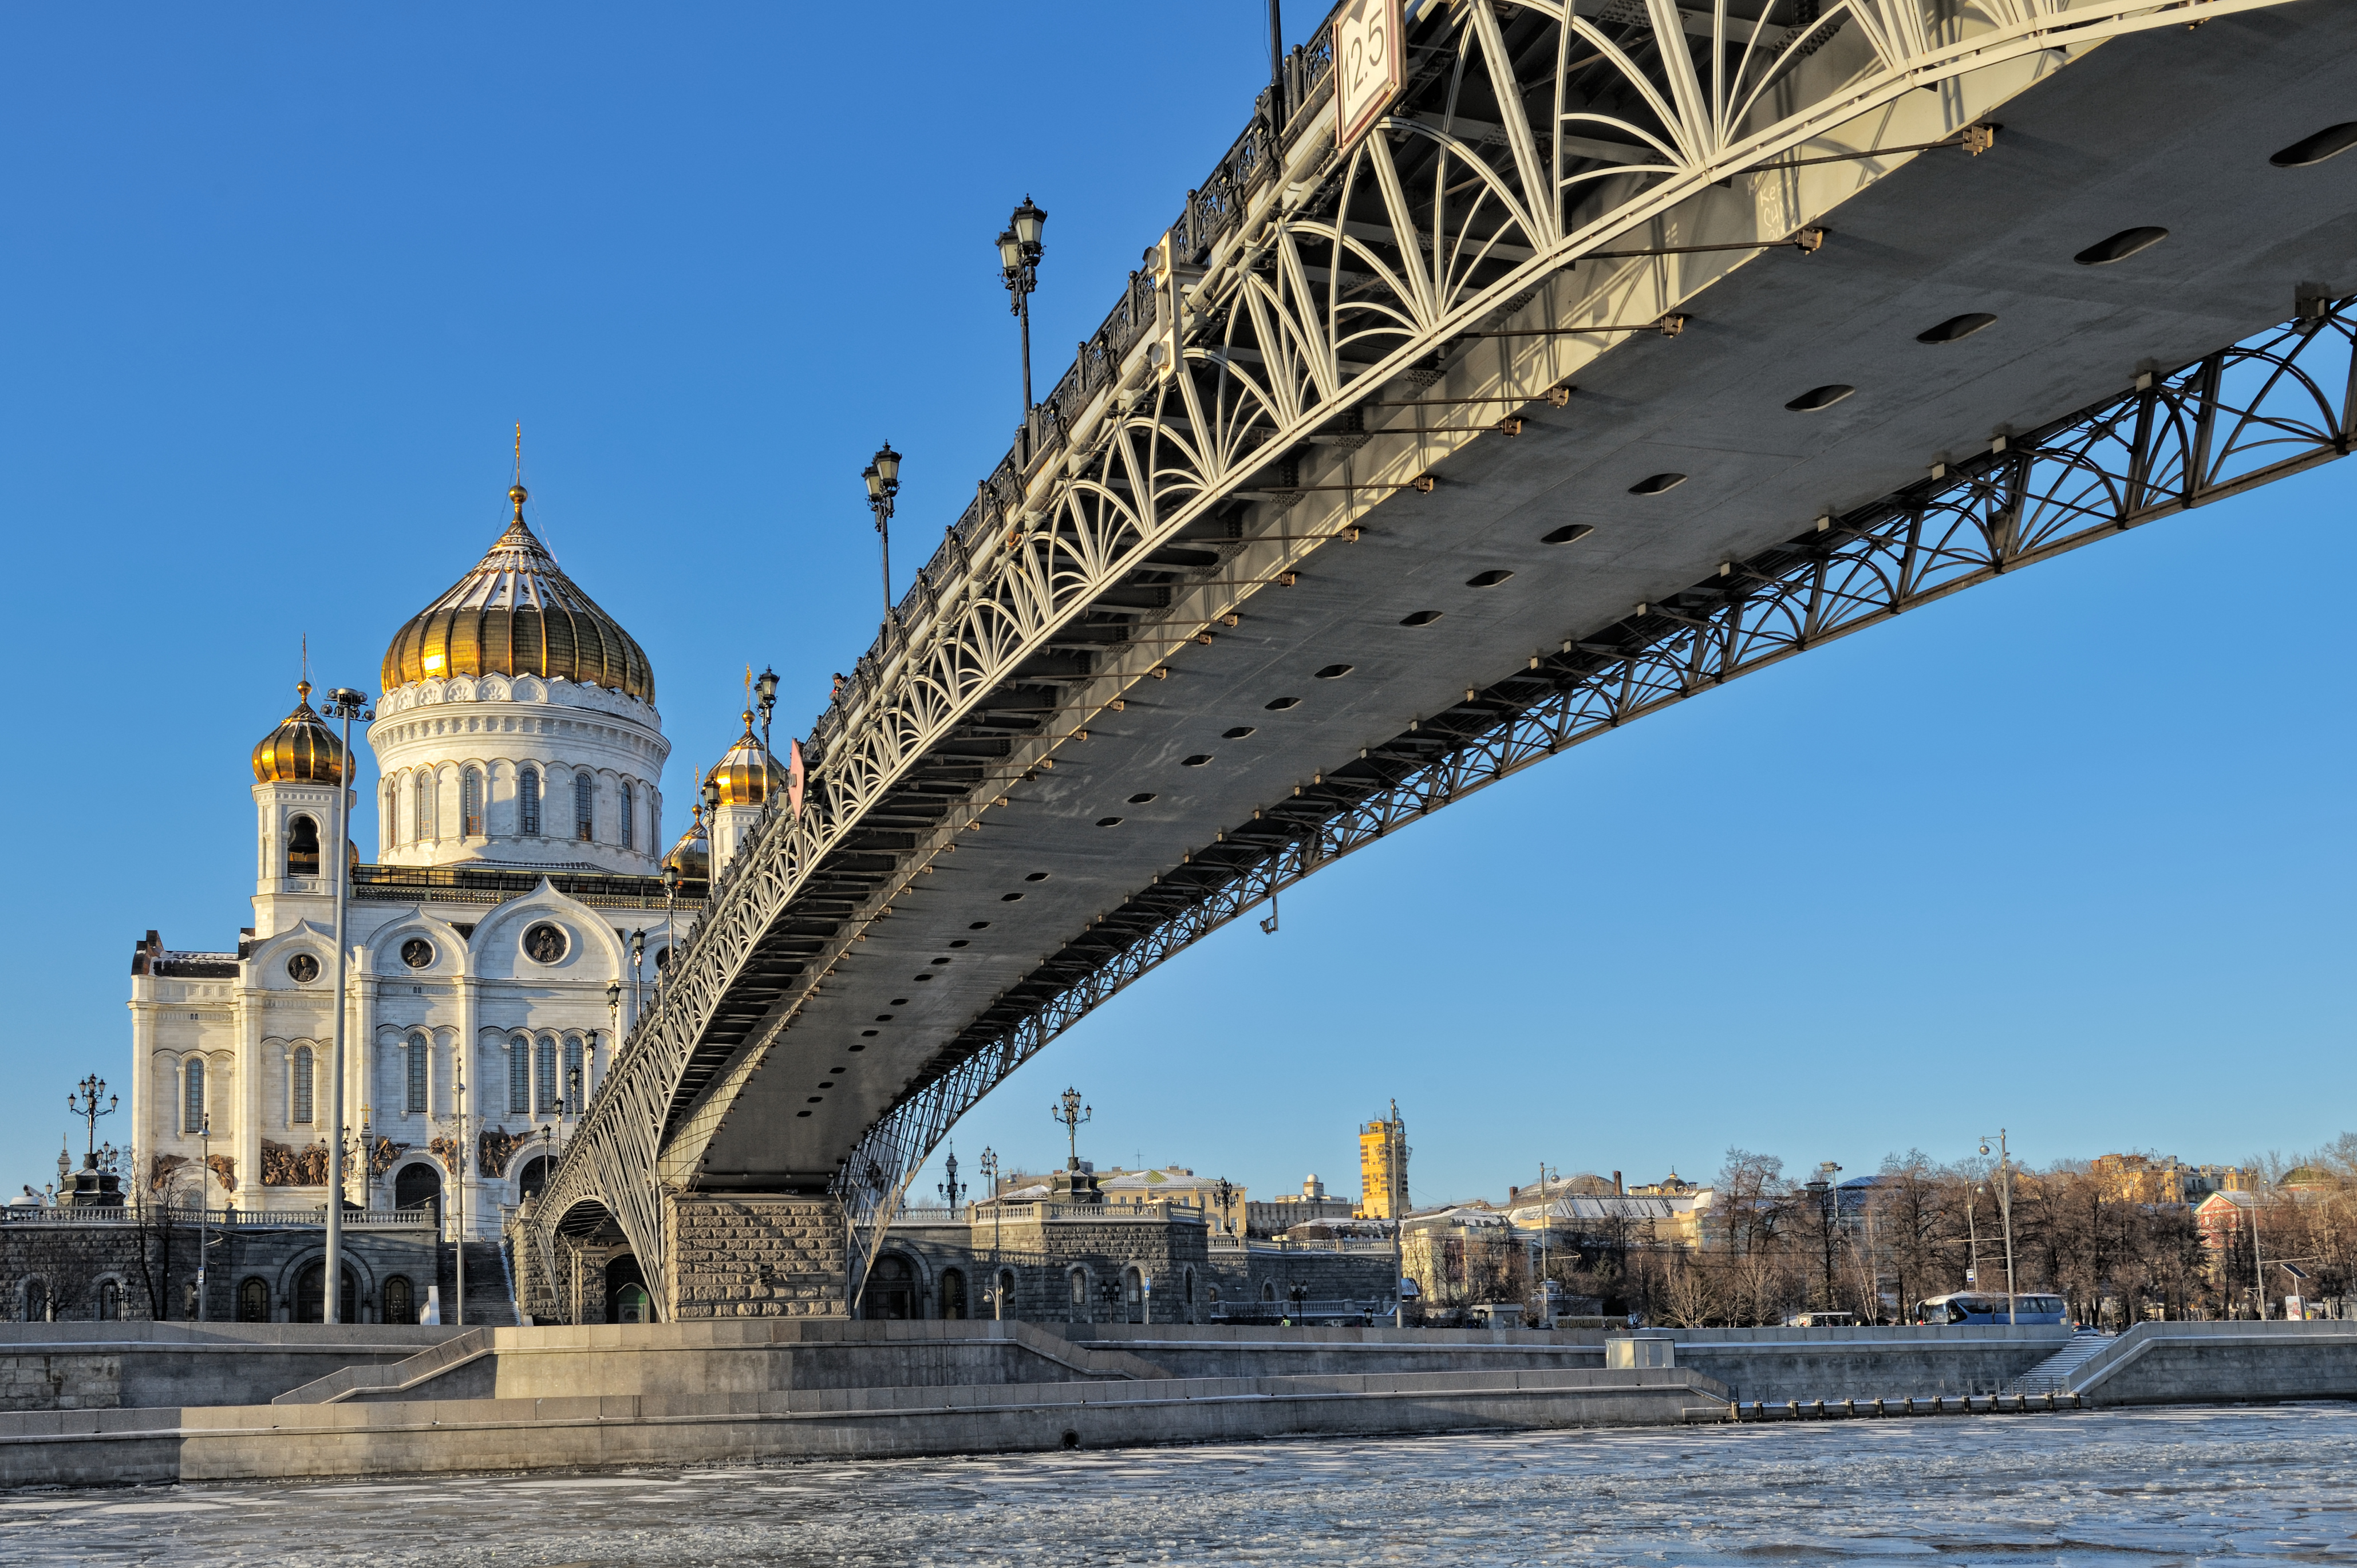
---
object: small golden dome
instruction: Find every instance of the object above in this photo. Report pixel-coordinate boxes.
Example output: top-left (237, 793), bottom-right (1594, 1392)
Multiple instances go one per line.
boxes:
top-left (251, 681), bottom-right (351, 784)
top-left (705, 711), bottom-right (785, 807)
top-left (662, 807), bottom-right (710, 880)
top-left (381, 484), bottom-right (655, 702)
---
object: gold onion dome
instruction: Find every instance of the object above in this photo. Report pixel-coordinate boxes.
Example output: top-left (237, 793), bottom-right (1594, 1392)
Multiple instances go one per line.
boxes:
top-left (662, 807), bottom-right (710, 880)
top-left (251, 681), bottom-right (351, 784)
top-left (380, 484), bottom-right (655, 702)
top-left (705, 711), bottom-right (785, 807)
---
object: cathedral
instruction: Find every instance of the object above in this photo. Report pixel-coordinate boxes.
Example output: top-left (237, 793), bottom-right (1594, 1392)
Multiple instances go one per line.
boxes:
top-left (127, 483), bottom-right (781, 1243)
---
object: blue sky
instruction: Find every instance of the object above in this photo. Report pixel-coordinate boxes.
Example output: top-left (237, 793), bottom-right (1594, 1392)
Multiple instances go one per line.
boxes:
top-left (3, 5), bottom-right (2348, 1210)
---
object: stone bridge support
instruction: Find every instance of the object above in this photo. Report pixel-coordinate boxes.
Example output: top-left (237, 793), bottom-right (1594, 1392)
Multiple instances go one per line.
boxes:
top-left (665, 1196), bottom-right (846, 1321)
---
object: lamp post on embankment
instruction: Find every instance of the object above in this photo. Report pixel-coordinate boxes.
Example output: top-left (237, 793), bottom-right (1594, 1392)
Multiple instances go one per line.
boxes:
top-left (1979, 1132), bottom-right (2018, 1325)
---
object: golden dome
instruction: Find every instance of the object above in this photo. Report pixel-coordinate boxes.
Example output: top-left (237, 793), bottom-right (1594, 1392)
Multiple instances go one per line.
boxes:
top-left (705, 711), bottom-right (785, 807)
top-left (380, 484), bottom-right (655, 703)
top-left (251, 681), bottom-right (351, 784)
top-left (662, 807), bottom-right (710, 880)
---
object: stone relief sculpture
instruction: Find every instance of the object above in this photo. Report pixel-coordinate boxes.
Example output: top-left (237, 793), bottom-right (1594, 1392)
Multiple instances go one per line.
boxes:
top-left (477, 1125), bottom-right (523, 1180)
top-left (260, 1139), bottom-right (330, 1186)
top-left (205, 1155), bottom-right (237, 1194)
top-left (148, 1154), bottom-right (187, 1194)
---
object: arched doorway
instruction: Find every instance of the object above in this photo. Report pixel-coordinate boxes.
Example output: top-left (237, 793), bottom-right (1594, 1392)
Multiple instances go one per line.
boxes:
top-left (939, 1267), bottom-right (968, 1320)
top-left (295, 1262), bottom-right (359, 1325)
top-left (394, 1163), bottom-right (443, 1227)
top-left (862, 1255), bottom-right (915, 1320)
top-left (238, 1277), bottom-right (271, 1322)
top-left (515, 1156), bottom-right (550, 1203)
top-left (605, 1255), bottom-right (651, 1324)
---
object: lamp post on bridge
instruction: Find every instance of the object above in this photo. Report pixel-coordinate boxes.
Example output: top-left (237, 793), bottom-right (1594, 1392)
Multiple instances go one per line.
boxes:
top-left (938, 1149), bottom-right (965, 1212)
top-left (754, 666), bottom-right (779, 764)
top-left (997, 198), bottom-right (1048, 424)
top-left (862, 443), bottom-right (902, 624)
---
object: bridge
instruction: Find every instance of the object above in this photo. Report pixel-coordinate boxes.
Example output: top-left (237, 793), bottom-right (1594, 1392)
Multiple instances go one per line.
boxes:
top-left (522, 0), bottom-right (2357, 1318)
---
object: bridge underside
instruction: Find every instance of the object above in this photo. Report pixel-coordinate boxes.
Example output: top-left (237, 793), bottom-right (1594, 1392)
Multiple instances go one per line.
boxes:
top-left (682, 8), bottom-right (2357, 1199)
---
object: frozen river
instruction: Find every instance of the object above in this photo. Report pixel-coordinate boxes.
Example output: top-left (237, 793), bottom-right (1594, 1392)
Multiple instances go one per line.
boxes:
top-left (3, 1404), bottom-right (2354, 1566)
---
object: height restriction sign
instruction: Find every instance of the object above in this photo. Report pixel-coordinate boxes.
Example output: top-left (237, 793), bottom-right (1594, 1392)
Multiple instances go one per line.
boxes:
top-left (1335, 0), bottom-right (1406, 152)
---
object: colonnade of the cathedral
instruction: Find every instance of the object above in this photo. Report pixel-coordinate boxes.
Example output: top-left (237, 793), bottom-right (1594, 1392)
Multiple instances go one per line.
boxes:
top-left (376, 759), bottom-right (661, 864)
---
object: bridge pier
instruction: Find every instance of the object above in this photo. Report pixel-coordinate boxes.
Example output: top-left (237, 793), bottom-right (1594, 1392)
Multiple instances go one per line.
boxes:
top-left (666, 1195), bottom-right (847, 1321)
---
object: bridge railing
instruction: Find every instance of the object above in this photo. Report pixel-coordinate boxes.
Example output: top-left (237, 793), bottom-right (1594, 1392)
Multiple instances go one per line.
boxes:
top-left (802, 0), bottom-right (1350, 776)
top-left (1, 1205), bottom-right (437, 1229)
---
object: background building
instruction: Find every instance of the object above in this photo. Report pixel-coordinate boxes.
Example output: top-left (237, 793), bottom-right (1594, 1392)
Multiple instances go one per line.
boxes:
top-left (1357, 1107), bottom-right (1408, 1221)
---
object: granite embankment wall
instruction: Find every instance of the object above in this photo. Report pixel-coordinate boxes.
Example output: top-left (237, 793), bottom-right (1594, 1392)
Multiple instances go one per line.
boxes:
top-left (2076, 1322), bottom-right (2357, 1405)
top-left (275, 1321), bottom-right (1174, 1405)
top-left (0, 1365), bottom-right (1724, 1487)
top-left (0, 1324), bottom-right (464, 1411)
top-left (1062, 1322), bottom-right (1610, 1379)
top-left (1648, 1326), bottom-right (2075, 1403)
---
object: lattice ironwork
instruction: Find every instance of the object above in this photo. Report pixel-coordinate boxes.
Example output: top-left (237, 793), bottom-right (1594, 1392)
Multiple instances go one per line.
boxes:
top-left (837, 300), bottom-right (2356, 1248)
top-left (523, 0), bottom-right (2314, 1316)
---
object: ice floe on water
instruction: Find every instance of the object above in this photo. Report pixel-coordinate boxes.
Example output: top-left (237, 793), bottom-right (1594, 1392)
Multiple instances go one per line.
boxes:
top-left (2, 1404), bottom-right (2354, 1565)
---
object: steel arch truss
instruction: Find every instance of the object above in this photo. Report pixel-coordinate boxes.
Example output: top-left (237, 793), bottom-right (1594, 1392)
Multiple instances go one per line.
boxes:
top-left (524, 0), bottom-right (2310, 1314)
top-left (838, 301), bottom-right (2357, 1225)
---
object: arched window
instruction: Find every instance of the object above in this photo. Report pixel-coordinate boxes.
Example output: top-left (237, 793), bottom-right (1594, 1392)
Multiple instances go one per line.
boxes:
top-left (382, 1275), bottom-right (414, 1325)
top-left (286, 815), bottom-right (321, 877)
top-left (415, 771), bottom-right (435, 840)
top-left (997, 1269), bottom-right (1016, 1320)
top-left (461, 769), bottom-right (484, 838)
top-left (405, 1034), bottom-right (428, 1115)
top-left (534, 1037), bottom-right (557, 1114)
top-left (563, 1037), bottom-right (585, 1114)
top-left (238, 1276), bottom-right (270, 1322)
top-left (183, 1059), bottom-right (206, 1134)
top-left (96, 1279), bottom-right (121, 1321)
top-left (291, 1045), bottom-right (315, 1125)
top-left (574, 773), bottom-right (594, 842)
top-left (507, 1037), bottom-right (530, 1115)
top-left (939, 1268), bottom-right (967, 1320)
top-left (383, 781), bottom-right (400, 846)
top-left (1069, 1267), bottom-right (1088, 1306)
top-left (620, 781), bottom-right (635, 850)
top-left (518, 768), bottom-right (541, 837)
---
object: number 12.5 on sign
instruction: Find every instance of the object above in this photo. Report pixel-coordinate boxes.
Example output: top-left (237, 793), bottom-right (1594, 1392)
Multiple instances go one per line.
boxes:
top-left (1335, 0), bottom-right (1406, 151)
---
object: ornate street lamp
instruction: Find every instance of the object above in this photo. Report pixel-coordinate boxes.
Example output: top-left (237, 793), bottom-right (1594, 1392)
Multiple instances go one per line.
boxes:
top-left (862, 443), bottom-right (902, 622)
top-left (1051, 1086), bottom-right (1091, 1171)
top-left (754, 666), bottom-right (780, 760)
top-left (998, 197), bottom-right (1048, 421)
top-left (938, 1148), bottom-right (965, 1211)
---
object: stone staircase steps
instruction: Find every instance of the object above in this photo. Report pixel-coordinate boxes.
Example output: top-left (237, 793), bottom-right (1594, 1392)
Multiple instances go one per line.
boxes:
top-left (433, 1242), bottom-right (519, 1327)
top-left (2008, 1328), bottom-right (2113, 1393)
